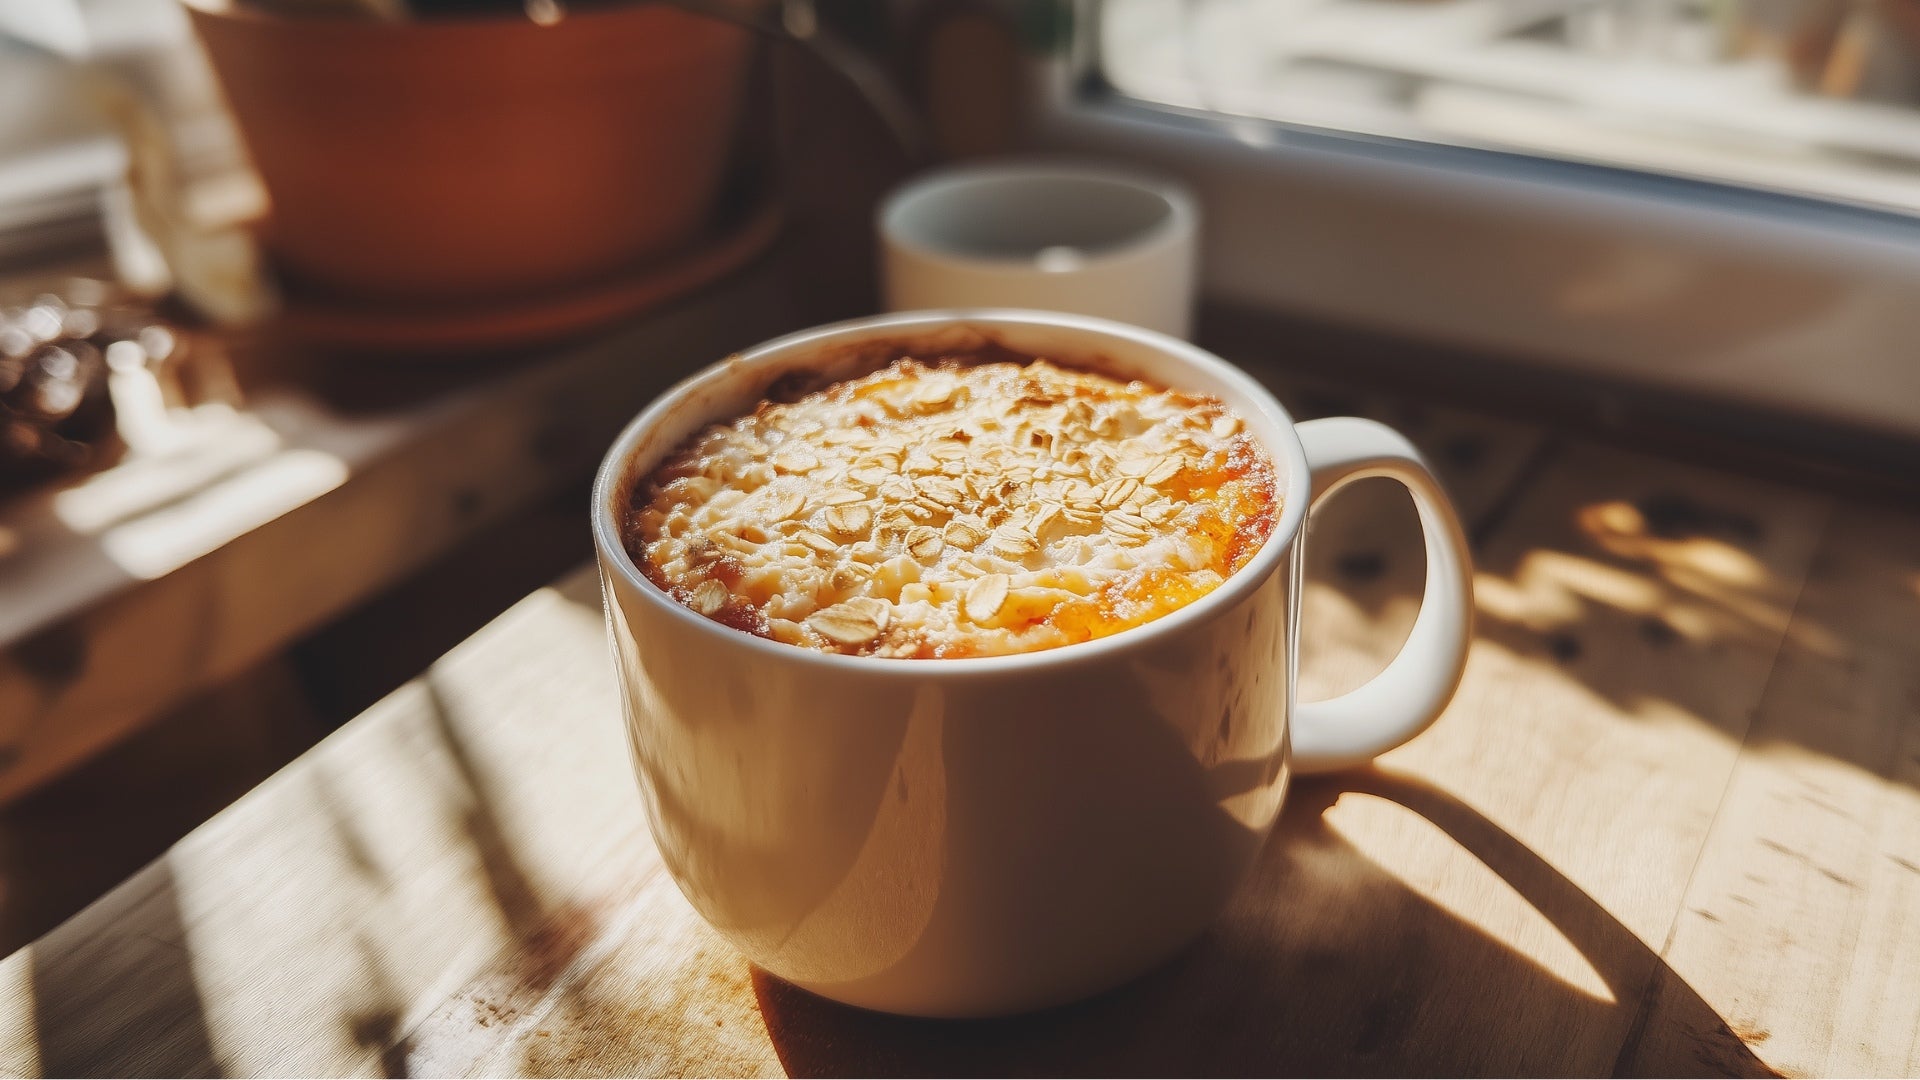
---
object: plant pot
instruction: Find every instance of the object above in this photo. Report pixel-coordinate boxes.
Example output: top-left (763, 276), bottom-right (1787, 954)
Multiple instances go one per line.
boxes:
top-left (186, 0), bottom-right (754, 304)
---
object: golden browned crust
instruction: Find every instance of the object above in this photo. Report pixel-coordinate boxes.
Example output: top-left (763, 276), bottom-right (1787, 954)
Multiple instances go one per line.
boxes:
top-left (624, 354), bottom-right (1277, 657)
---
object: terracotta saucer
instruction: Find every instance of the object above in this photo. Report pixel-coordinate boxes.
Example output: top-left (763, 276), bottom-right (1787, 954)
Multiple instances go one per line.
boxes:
top-left (273, 196), bottom-right (783, 356)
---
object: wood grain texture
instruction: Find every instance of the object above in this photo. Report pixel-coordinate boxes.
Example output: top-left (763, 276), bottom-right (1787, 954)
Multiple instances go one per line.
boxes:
top-left (5, 401), bottom-right (1920, 1076)
top-left (1350, 442), bottom-right (1832, 1076)
top-left (1619, 502), bottom-right (1920, 1078)
top-left (1242, 360), bottom-right (1550, 702)
top-left (0, 573), bottom-right (643, 1077)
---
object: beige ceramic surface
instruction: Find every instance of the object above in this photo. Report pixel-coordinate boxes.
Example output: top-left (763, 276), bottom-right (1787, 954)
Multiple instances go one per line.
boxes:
top-left (879, 165), bottom-right (1200, 338)
top-left (590, 311), bottom-right (1471, 1017)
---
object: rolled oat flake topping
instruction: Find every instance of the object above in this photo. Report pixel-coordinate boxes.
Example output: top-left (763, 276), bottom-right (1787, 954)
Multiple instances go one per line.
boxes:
top-left (626, 354), bottom-right (1278, 658)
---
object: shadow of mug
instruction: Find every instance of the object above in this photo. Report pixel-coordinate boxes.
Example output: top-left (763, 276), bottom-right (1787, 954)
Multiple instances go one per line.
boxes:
top-left (750, 767), bottom-right (1775, 1078)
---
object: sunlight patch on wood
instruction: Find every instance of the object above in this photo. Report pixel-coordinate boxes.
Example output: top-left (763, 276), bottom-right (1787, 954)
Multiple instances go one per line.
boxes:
top-left (96, 448), bottom-right (349, 580)
top-left (51, 405), bottom-right (282, 535)
top-left (1299, 578), bottom-right (1419, 701)
top-left (1475, 551), bottom-right (1662, 627)
top-left (1330, 792), bottom-right (1615, 1004)
top-left (514, 585), bottom-right (611, 636)
top-left (1475, 543), bottom-right (1836, 658)
top-left (1579, 500), bottom-right (1767, 589)
top-left (0, 950), bottom-right (38, 1077)
top-left (168, 702), bottom-right (520, 1078)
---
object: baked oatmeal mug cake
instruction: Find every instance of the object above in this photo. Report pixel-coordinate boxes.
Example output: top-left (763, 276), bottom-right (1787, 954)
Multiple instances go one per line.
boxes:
top-left (592, 310), bottom-right (1472, 1018)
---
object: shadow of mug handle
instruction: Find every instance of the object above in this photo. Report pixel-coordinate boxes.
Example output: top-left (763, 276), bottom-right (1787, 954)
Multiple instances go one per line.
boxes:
top-left (1292, 417), bottom-right (1476, 773)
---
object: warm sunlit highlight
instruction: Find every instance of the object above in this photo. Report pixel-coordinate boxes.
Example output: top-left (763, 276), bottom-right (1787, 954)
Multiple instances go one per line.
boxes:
top-left (1330, 792), bottom-right (1615, 1004)
top-left (1577, 500), bottom-right (1765, 588)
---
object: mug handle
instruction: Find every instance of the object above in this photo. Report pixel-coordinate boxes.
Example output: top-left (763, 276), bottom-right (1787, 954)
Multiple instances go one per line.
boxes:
top-left (1290, 417), bottom-right (1475, 774)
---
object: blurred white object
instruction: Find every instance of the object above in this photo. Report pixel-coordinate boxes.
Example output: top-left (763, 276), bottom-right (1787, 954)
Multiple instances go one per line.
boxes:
top-left (87, 64), bottom-right (274, 323)
top-left (879, 162), bottom-right (1199, 339)
top-left (0, 0), bottom-right (184, 55)
top-left (182, 0), bottom-right (407, 19)
top-left (0, 0), bottom-right (273, 322)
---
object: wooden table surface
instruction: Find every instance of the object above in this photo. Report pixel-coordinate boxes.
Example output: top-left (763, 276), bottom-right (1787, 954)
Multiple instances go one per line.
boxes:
top-left (2, 359), bottom-right (1917, 1078)
top-left (0, 258), bottom-right (797, 805)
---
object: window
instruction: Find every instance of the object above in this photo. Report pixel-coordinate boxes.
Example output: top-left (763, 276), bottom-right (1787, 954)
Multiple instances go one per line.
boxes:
top-left (1101, 0), bottom-right (1920, 216)
top-left (1027, 0), bottom-right (1920, 441)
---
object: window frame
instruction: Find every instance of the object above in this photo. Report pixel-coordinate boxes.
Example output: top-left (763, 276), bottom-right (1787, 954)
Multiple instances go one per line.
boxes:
top-left (1023, 0), bottom-right (1920, 440)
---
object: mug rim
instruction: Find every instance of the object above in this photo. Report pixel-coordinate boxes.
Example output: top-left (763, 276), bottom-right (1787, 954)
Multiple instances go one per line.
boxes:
top-left (590, 309), bottom-right (1309, 677)
top-left (877, 161), bottom-right (1197, 273)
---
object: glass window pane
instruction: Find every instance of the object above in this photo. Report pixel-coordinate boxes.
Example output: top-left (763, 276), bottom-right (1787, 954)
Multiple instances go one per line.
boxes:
top-left (1102, 0), bottom-right (1920, 213)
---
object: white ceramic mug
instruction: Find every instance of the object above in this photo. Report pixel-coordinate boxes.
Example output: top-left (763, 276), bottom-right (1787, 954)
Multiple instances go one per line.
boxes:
top-left (592, 310), bottom-right (1472, 1018)
top-left (879, 162), bottom-right (1199, 338)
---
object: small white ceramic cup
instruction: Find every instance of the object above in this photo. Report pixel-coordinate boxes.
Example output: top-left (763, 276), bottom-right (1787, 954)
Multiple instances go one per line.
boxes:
top-left (879, 162), bottom-right (1199, 338)
top-left (592, 311), bottom-right (1472, 1018)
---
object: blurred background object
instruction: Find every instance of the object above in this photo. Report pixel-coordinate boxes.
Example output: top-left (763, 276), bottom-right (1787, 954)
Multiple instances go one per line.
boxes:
top-left (184, 0), bottom-right (752, 305)
top-left (1056, 0), bottom-right (1920, 444)
top-left (1102, 0), bottom-right (1920, 216)
top-left (0, 0), bottom-right (269, 316)
top-left (0, 287), bottom-right (116, 489)
top-left (0, 274), bottom-right (237, 493)
top-left (878, 161), bottom-right (1199, 337)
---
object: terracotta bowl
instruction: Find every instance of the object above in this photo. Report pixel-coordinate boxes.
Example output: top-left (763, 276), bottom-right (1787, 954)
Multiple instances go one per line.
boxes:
top-left (186, 0), bottom-right (753, 303)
